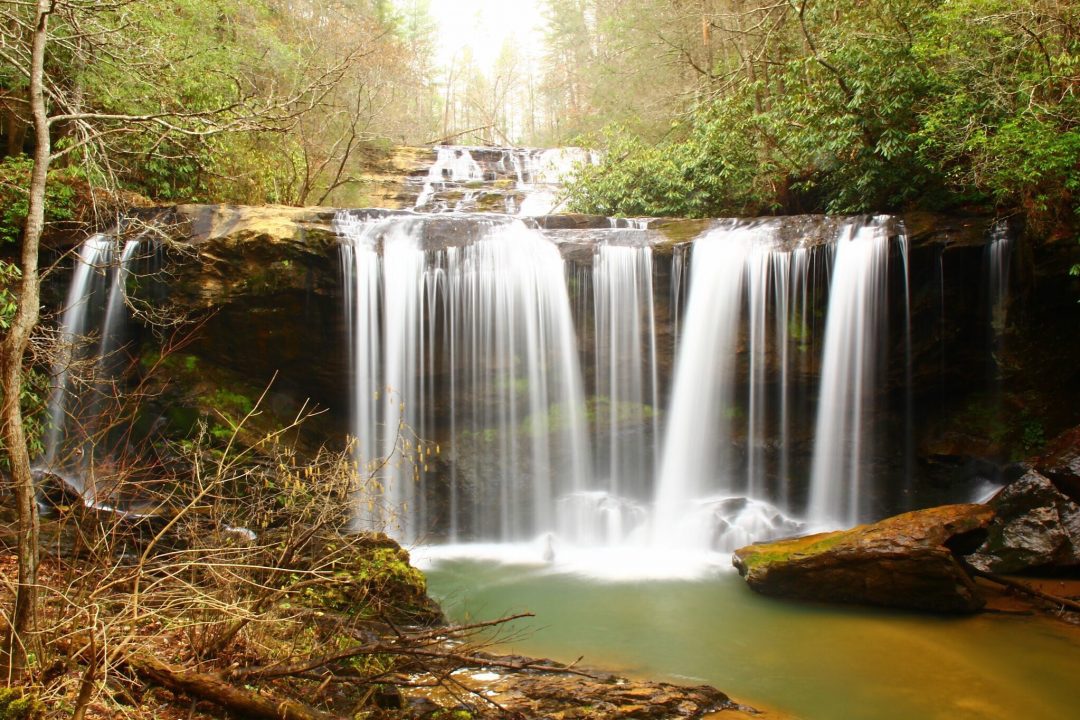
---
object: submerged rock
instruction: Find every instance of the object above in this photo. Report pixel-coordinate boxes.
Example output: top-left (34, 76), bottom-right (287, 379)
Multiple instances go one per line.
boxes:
top-left (967, 469), bottom-right (1080, 573)
top-left (732, 504), bottom-right (994, 612)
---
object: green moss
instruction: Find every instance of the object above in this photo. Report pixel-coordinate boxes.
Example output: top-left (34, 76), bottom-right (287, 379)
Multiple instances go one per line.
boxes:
top-left (523, 397), bottom-right (657, 434)
top-left (295, 541), bottom-right (433, 621)
top-left (1021, 418), bottom-right (1046, 453)
top-left (0, 689), bottom-right (43, 720)
top-left (464, 397), bottom-right (658, 442)
top-left (209, 388), bottom-right (255, 416)
top-left (738, 531), bottom-right (849, 571)
top-left (141, 350), bottom-right (200, 374)
top-left (952, 396), bottom-right (1011, 445)
top-left (788, 313), bottom-right (810, 342)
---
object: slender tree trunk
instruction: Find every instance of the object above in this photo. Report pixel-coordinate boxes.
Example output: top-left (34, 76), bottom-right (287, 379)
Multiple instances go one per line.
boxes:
top-left (1, 0), bottom-right (50, 682)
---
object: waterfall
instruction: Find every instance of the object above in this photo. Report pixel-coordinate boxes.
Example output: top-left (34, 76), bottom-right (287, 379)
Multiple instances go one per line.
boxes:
top-left (43, 234), bottom-right (142, 498)
top-left (652, 222), bottom-right (814, 550)
top-left (337, 212), bottom-right (589, 544)
top-left (652, 223), bottom-right (756, 547)
top-left (570, 241), bottom-right (660, 544)
top-left (414, 146), bottom-right (485, 211)
top-left (807, 218), bottom-right (895, 527)
top-left (39, 164), bottom-right (1012, 577)
top-left (339, 212), bottom-right (916, 559)
top-left (986, 223), bottom-right (1012, 342)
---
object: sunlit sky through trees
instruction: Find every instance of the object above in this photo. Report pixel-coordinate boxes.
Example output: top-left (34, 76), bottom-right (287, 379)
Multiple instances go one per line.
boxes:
top-left (423, 0), bottom-right (546, 76)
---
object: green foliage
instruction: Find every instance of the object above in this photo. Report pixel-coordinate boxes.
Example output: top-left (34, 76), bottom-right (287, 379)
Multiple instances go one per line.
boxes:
top-left (210, 388), bottom-right (255, 417)
top-left (0, 366), bottom-right (49, 470)
top-left (1021, 419), bottom-right (1047, 453)
top-left (0, 261), bottom-right (18, 330)
top-left (0, 0), bottom-right (441, 206)
top-left (0, 156), bottom-right (79, 245)
top-left (19, 368), bottom-right (49, 463)
top-left (568, 0), bottom-right (1080, 227)
top-left (0, 262), bottom-right (48, 466)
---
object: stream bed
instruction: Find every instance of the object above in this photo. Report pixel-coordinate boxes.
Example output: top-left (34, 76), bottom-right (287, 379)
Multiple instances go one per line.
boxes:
top-left (422, 555), bottom-right (1080, 720)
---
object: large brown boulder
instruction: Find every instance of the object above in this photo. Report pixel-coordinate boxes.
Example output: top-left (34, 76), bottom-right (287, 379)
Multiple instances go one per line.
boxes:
top-left (732, 504), bottom-right (995, 613)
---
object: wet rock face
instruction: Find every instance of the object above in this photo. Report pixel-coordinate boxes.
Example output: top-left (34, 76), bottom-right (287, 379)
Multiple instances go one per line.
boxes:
top-left (732, 504), bottom-right (995, 613)
top-left (967, 469), bottom-right (1080, 573)
top-left (1034, 425), bottom-right (1080, 502)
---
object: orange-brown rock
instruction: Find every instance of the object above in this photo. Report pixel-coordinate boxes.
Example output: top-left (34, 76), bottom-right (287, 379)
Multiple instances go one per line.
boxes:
top-left (732, 504), bottom-right (995, 613)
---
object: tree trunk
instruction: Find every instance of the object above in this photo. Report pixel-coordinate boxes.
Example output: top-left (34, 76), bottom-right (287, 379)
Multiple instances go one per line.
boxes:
top-left (125, 654), bottom-right (338, 720)
top-left (1, 0), bottom-right (50, 681)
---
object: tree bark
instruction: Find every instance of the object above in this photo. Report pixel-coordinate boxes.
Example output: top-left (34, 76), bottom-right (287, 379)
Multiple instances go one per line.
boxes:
top-left (125, 654), bottom-right (338, 720)
top-left (0, 0), bottom-right (50, 681)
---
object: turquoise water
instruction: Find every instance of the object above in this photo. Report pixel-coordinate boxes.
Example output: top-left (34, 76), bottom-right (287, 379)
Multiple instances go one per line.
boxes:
top-left (424, 558), bottom-right (1080, 720)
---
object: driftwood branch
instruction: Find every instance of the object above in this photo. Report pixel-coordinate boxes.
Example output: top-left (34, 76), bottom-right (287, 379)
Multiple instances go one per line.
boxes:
top-left (125, 653), bottom-right (337, 720)
top-left (971, 568), bottom-right (1080, 613)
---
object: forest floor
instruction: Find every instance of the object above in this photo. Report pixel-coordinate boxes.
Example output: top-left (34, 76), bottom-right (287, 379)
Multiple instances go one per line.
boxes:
top-left (0, 506), bottom-right (786, 720)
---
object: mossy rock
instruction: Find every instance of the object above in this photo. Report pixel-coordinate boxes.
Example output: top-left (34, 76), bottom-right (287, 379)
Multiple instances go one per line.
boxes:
top-left (733, 504), bottom-right (995, 613)
top-left (270, 529), bottom-right (443, 626)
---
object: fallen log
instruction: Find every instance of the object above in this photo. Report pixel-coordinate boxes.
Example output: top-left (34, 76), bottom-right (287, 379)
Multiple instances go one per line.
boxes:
top-left (970, 568), bottom-right (1080, 613)
top-left (125, 653), bottom-right (338, 720)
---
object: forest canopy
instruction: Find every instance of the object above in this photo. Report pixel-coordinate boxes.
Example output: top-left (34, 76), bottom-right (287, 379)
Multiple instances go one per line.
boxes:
top-left (0, 0), bottom-right (441, 208)
top-left (553, 0), bottom-right (1079, 230)
top-left (0, 0), bottom-right (1076, 226)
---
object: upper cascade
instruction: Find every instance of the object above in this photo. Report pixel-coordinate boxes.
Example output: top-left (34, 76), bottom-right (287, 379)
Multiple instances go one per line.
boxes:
top-left (411, 145), bottom-right (598, 215)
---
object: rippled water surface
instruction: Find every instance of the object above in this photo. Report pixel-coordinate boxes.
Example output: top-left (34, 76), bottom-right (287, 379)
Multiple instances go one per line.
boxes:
top-left (423, 558), bottom-right (1080, 720)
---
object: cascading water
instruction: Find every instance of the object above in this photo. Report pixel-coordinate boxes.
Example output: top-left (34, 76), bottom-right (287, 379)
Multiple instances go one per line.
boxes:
top-left (43, 234), bottom-right (142, 499)
top-left (985, 223), bottom-right (1012, 344)
top-left (41, 145), bottom-right (1018, 580)
top-left (413, 145), bottom-right (596, 215)
top-left (652, 224), bottom-right (756, 548)
top-left (807, 218), bottom-right (895, 528)
top-left (341, 209), bottom-right (917, 568)
top-left (563, 241), bottom-right (660, 545)
top-left (651, 221), bottom-right (845, 551)
top-left (414, 147), bottom-right (485, 211)
top-left (337, 212), bottom-right (589, 545)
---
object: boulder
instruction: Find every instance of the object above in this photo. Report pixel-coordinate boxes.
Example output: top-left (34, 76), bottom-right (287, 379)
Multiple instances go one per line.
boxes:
top-left (966, 469), bottom-right (1080, 573)
top-left (1033, 425), bottom-right (1080, 502)
top-left (732, 504), bottom-right (995, 613)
